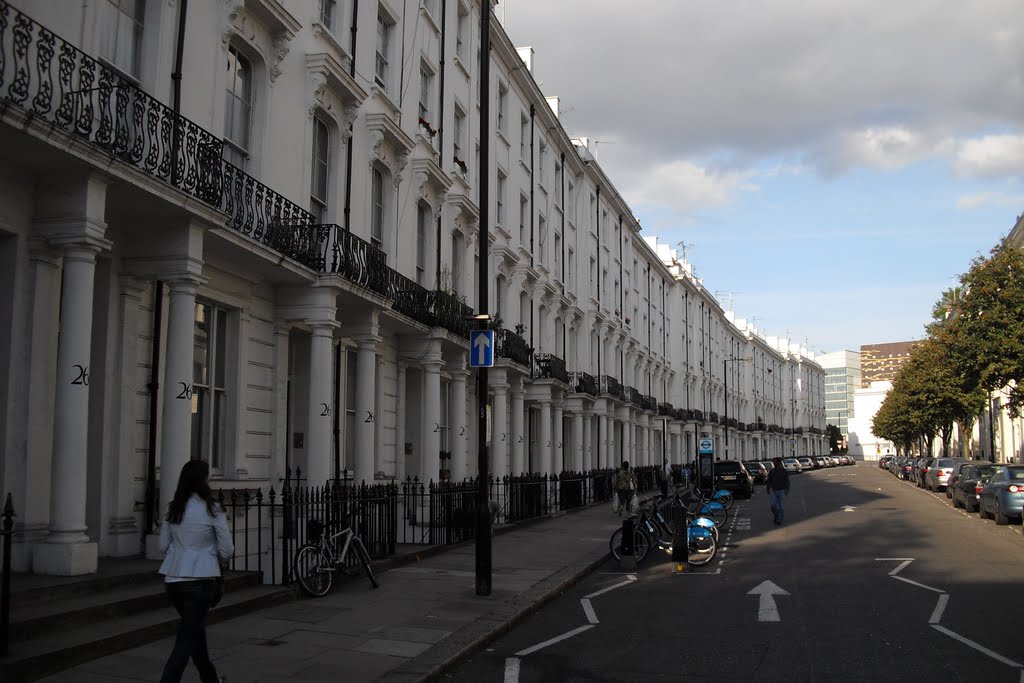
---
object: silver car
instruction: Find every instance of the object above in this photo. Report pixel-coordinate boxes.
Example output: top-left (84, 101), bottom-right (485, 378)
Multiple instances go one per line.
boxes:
top-left (783, 457), bottom-right (802, 473)
top-left (926, 457), bottom-right (963, 492)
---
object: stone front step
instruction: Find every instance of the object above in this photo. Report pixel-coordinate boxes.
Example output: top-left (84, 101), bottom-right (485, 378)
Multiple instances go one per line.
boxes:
top-left (2, 567), bottom-right (294, 682)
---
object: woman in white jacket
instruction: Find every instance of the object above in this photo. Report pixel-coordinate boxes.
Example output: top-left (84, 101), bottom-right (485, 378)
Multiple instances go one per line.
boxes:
top-left (159, 460), bottom-right (234, 683)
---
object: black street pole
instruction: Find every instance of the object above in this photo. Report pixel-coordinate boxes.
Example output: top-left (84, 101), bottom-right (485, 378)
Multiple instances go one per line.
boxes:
top-left (723, 358), bottom-right (728, 460)
top-left (475, 0), bottom-right (492, 597)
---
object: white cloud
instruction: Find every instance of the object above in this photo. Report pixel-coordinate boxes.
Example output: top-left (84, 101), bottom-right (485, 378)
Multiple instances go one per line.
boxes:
top-left (625, 160), bottom-right (755, 216)
top-left (955, 134), bottom-right (1024, 177)
top-left (829, 126), bottom-right (939, 172)
top-left (956, 190), bottom-right (1024, 209)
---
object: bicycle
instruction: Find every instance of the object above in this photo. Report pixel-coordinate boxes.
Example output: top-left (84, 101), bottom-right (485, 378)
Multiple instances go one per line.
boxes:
top-left (294, 517), bottom-right (379, 597)
top-left (678, 488), bottom-right (729, 527)
top-left (610, 499), bottom-right (718, 567)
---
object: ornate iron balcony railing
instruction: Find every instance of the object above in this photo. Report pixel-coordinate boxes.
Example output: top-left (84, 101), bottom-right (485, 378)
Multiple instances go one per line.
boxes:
top-left (642, 395), bottom-right (657, 412)
top-left (532, 353), bottom-right (569, 384)
top-left (657, 402), bottom-right (674, 417)
top-left (495, 328), bottom-right (532, 367)
top-left (599, 375), bottom-right (623, 400)
top-left (430, 290), bottom-right (473, 337)
top-left (568, 371), bottom-right (598, 396)
top-left (0, 2), bottom-right (223, 204)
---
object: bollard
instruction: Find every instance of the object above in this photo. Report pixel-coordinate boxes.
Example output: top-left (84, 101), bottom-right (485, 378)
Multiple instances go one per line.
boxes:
top-left (671, 500), bottom-right (687, 573)
top-left (619, 516), bottom-right (636, 570)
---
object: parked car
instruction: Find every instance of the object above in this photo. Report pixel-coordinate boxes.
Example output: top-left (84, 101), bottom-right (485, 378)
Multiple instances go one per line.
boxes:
top-left (951, 463), bottom-right (998, 513)
top-left (915, 458), bottom-right (935, 488)
top-left (811, 456), bottom-right (826, 469)
top-left (714, 460), bottom-right (754, 499)
top-left (899, 458), bottom-right (916, 480)
top-left (746, 461), bottom-right (768, 485)
top-left (979, 465), bottom-right (1024, 525)
top-left (798, 457), bottom-right (814, 471)
top-left (945, 460), bottom-right (973, 498)
top-left (782, 458), bottom-right (802, 474)
top-left (926, 458), bottom-right (963, 492)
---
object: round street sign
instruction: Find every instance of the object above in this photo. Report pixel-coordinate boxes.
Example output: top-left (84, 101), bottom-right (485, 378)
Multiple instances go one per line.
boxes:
top-left (699, 438), bottom-right (713, 454)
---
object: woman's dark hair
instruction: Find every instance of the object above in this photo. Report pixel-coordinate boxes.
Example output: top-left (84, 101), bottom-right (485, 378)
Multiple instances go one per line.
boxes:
top-left (621, 461), bottom-right (630, 470)
top-left (165, 460), bottom-right (219, 524)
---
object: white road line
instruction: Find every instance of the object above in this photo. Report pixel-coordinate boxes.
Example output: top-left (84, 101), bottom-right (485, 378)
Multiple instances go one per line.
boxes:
top-left (889, 560), bottom-right (914, 576)
top-left (929, 594), bottom-right (949, 624)
top-left (891, 575), bottom-right (946, 593)
top-left (504, 657), bottom-right (521, 683)
top-left (931, 624), bottom-right (1023, 668)
top-left (515, 624), bottom-right (595, 656)
top-left (584, 575), bottom-right (635, 600)
top-left (580, 598), bottom-right (599, 624)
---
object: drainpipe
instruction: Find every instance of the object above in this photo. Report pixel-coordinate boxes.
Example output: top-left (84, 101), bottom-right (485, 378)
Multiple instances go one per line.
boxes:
top-left (435, 0), bottom-right (446, 287)
top-left (147, 0), bottom-right (190, 538)
top-left (560, 152), bottom-right (566, 357)
top-left (343, 0), bottom-right (359, 232)
top-left (529, 104), bottom-right (535, 348)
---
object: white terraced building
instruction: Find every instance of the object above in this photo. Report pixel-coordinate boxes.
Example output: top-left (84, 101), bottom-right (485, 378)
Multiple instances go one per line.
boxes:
top-left (0, 0), bottom-right (825, 576)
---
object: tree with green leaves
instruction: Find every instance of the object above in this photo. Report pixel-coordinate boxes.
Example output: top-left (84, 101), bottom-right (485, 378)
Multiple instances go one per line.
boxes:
top-left (944, 244), bottom-right (1024, 417)
top-left (825, 424), bottom-right (842, 454)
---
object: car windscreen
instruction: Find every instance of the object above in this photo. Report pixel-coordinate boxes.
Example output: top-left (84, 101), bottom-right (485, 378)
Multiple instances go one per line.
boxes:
top-left (974, 466), bottom-right (996, 478)
top-left (1009, 469), bottom-right (1024, 481)
top-left (936, 459), bottom-right (958, 467)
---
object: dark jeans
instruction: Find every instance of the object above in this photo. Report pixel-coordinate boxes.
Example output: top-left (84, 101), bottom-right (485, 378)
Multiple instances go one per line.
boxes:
top-left (160, 579), bottom-right (220, 683)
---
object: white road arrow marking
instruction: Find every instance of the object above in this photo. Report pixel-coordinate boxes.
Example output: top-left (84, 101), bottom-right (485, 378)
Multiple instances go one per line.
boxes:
top-left (473, 332), bottom-right (491, 365)
top-left (842, 505), bottom-right (856, 512)
top-left (748, 580), bottom-right (790, 622)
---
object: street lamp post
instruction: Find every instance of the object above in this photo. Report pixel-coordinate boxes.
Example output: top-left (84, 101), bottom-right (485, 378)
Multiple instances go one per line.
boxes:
top-left (723, 357), bottom-right (752, 460)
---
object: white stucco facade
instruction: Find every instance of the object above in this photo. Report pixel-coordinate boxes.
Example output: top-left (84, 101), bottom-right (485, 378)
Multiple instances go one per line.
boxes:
top-left (0, 0), bottom-right (826, 575)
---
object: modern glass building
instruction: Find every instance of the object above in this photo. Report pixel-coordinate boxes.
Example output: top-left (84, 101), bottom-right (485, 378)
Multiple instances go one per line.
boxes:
top-left (818, 350), bottom-right (861, 440)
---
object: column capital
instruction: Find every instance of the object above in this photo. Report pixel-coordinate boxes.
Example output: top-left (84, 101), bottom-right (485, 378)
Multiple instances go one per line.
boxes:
top-left (165, 274), bottom-right (208, 296)
top-left (353, 334), bottom-right (382, 348)
top-left (308, 319), bottom-right (339, 337)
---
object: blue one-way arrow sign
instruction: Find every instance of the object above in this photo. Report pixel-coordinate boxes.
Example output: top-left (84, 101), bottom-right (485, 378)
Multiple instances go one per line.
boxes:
top-left (470, 330), bottom-right (494, 368)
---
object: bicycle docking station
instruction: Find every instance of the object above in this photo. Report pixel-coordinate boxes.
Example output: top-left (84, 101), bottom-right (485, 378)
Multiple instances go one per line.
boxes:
top-left (619, 517), bottom-right (637, 570)
top-left (672, 502), bottom-right (688, 573)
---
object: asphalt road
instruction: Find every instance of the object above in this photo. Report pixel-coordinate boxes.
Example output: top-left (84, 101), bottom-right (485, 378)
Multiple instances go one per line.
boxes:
top-left (442, 463), bottom-right (1024, 682)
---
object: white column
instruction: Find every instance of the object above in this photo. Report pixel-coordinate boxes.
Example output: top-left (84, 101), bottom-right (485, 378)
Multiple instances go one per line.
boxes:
top-left (583, 413), bottom-right (593, 471)
top-left (157, 277), bottom-right (202, 515)
top-left (306, 322), bottom-right (337, 486)
top-left (598, 412), bottom-right (609, 469)
top-left (572, 412), bottom-right (584, 472)
top-left (553, 403), bottom-right (564, 473)
top-left (510, 380), bottom-right (525, 475)
top-left (35, 245), bottom-right (104, 575)
top-left (19, 244), bottom-right (62, 569)
top-left (539, 400), bottom-right (553, 474)
top-left (491, 379), bottom-right (509, 477)
top-left (353, 335), bottom-right (379, 485)
top-left (395, 361), bottom-right (408, 482)
top-left (421, 356), bottom-right (443, 482)
top-left (644, 425), bottom-right (652, 468)
top-left (450, 369), bottom-right (469, 481)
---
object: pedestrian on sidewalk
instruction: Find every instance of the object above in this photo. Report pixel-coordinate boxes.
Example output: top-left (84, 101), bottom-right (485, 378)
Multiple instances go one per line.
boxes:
top-left (159, 460), bottom-right (234, 683)
top-left (614, 461), bottom-right (637, 516)
top-left (766, 457), bottom-right (791, 526)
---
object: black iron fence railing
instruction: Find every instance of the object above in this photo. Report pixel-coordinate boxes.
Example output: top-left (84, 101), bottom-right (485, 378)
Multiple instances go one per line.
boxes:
top-left (431, 290), bottom-right (473, 337)
top-left (600, 375), bottom-right (623, 400)
top-left (386, 270), bottom-right (435, 327)
top-left (319, 224), bottom-right (391, 295)
top-left (1, 493), bottom-right (13, 658)
top-left (0, 2), bottom-right (222, 204)
top-left (657, 402), bottom-right (674, 417)
top-left (691, 410), bottom-right (703, 421)
top-left (623, 386), bottom-right (642, 408)
top-left (642, 395), bottom-right (657, 412)
top-left (495, 328), bottom-right (532, 366)
top-left (708, 411), bottom-right (719, 423)
top-left (568, 371), bottom-right (598, 396)
top-left (532, 353), bottom-right (569, 384)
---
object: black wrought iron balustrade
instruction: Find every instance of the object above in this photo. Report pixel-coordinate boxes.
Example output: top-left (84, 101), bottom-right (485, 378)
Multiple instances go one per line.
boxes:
top-left (430, 290), bottom-right (473, 337)
top-left (658, 402), bottom-right (674, 417)
top-left (599, 375), bottom-right (623, 400)
top-left (623, 386), bottom-right (642, 407)
top-left (532, 353), bottom-right (569, 384)
top-left (642, 395), bottom-right (657, 412)
top-left (383, 270), bottom-right (434, 327)
top-left (319, 225), bottom-right (391, 296)
top-left (495, 328), bottom-right (532, 366)
top-left (568, 371), bottom-right (597, 396)
top-left (0, 2), bottom-right (222, 204)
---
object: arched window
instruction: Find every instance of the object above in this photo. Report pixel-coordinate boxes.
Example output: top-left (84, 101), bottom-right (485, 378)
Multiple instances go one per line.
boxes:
top-left (371, 165), bottom-right (391, 256)
top-left (451, 231), bottom-right (464, 295)
top-left (310, 112), bottom-right (333, 223)
top-left (224, 44), bottom-right (254, 168)
top-left (495, 274), bottom-right (506, 321)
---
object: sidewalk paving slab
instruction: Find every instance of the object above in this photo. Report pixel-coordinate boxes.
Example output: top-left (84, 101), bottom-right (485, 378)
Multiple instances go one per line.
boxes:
top-left (38, 500), bottom-right (635, 683)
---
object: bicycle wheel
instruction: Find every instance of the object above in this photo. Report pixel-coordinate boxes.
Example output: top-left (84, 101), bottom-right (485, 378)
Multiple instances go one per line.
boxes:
top-left (686, 527), bottom-right (717, 567)
top-left (354, 539), bottom-right (379, 589)
top-left (690, 501), bottom-right (728, 527)
top-left (717, 491), bottom-right (735, 510)
top-left (609, 525), bottom-right (651, 564)
top-left (294, 544), bottom-right (333, 597)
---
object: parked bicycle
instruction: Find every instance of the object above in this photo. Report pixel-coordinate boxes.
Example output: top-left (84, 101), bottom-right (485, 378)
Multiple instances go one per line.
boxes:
top-left (294, 517), bottom-right (379, 597)
top-left (677, 488), bottom-right (729, 527)
top-left (609, 498), bottom-right (718, 567)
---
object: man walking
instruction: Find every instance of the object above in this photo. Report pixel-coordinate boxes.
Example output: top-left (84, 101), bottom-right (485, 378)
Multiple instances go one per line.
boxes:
top-left (766, 457), bottom-right (791, 526)
top-left (614, 461), bottom-right (637, 517)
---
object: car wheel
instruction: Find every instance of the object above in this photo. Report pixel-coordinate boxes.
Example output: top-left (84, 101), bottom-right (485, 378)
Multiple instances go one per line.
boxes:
top-left (945, 488), bottom-right (952, 499)
top-left (952, 495), bottom-right (962, 509)
top-left (995, 503), bottom-right (1010, 526)
top-left (965, 500), bottom-right (977, 513)
top-left (980, 503), bottom-right (992, 520)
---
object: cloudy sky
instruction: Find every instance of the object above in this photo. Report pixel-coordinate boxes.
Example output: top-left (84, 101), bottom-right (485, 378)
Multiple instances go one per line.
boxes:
top-left (497, 0), bottom-right (1024, 354)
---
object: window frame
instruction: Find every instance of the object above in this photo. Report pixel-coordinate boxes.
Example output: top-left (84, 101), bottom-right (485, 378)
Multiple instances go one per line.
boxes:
top-left (375, 12), bottom-right (393, 92)
top-left (224, 43), bottom-right (254, 168)
top-left (99, 0), bottom-right (145, 79)
top-left (191, 301), bottom-right (231, 471)
top-left (310, 113), bottom-right (332, 223)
